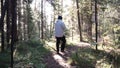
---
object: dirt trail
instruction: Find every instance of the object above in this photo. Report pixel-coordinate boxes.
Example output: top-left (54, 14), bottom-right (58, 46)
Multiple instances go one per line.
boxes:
top-left (43, 42), bottom-right (91, 68)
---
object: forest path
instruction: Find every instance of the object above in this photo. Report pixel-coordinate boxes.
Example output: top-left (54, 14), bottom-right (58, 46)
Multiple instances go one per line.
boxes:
top-left (43, 41), bottom-right (91, 68)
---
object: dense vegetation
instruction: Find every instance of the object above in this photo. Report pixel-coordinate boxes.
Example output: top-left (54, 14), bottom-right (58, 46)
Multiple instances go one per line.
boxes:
top-left (0, 0), bottom-right (120, 68)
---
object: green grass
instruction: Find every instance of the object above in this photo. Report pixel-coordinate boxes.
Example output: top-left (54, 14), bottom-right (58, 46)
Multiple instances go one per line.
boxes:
top-left (0, 51), bottom-right (11, 68)
top-left (70, 48), bottom-right (120, 68)
top-left (71, 49), bottom-right (95, 68)
top-left (14, 39), bottom-right (50, 68)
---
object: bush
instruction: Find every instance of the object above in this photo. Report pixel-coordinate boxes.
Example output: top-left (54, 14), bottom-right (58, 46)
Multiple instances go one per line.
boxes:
top-left (26, 39), bottom-right (44, 47)
top-left (0, 51), bottom-right (11, 68)
top-left (14, 39), bottom-right (49, 68)
top-left (71, 49), bottom-right (94, 68)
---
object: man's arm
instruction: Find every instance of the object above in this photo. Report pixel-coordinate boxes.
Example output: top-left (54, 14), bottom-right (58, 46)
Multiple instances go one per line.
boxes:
top-left (61, 22), bottom-right (66, 30)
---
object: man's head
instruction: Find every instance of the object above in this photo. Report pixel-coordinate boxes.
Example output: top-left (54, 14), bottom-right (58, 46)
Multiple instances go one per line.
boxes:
top-left (58, 16), bottom-right (62, 20)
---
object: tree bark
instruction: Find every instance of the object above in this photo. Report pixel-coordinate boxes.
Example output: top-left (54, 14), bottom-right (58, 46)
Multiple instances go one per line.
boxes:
top-left (38, 21), bottom-right (41, 38)
top-left (6, 0), bottom-right (11, 48)
top-left (0, 0), bottom-right (8, 52)
top-left (11, 0), bottom-right (17, 67)
top-left (26, 2), bottom-right (30, 39)
top-left (95, 0), bottom-right (98, 50)
top-left (17, 0), bottom-right (22, 40)
top-left (23, 1), bottom-right (28, 40)
top-left (76, 0), bottom-right (82, 41)
top-left (41, 0), bottom-right (44, 39)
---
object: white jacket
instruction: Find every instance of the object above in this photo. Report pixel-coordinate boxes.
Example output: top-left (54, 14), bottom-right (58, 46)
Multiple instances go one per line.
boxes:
top-left (55, 20), bottom-right (66, 37)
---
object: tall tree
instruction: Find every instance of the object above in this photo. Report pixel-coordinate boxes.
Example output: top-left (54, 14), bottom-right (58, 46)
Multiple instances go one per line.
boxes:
top-left (87, 0), bottom-right (93, 42)
top-left (10, 0), bottom-right (17, 67)
top-left (41, 0), bottom-right (44, 39)
top-left (6, 0), bottom-right (11, 48)
top-left (1, 0), bottom-right (4, 52)
top-left (27, 2), bottom-right (34, 39)
top-left (0, 0), bottom-right (8, 51)
top-left (76, 0), bottom-right (82, 41)
top-left (23, 0), bottom-right (29, 40)
top-left (17, 0), bottom-right (22, 40)
top-left (95, 0), bottom-right (98, 50)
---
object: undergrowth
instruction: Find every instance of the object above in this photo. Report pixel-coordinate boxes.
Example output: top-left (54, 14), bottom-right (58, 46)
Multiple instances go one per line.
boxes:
top-left (71, 48), bottom-right (120, 68)
top-left (0, 51), bottom-right (11, 68)
top-left (14, 39), bottom-right (50, 68)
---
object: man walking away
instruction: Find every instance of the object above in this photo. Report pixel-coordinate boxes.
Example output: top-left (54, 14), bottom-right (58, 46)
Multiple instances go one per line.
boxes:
top-left (55, 16), bottom-right (66, 54)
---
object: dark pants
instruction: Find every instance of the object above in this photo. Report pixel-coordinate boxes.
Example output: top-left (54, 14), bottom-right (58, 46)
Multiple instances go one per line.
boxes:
top-left (56, 36), bottom-right (66, 52)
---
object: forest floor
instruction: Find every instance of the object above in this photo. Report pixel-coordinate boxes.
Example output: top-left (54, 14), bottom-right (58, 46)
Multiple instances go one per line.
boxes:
top-left (44, 41), bottom-right (92, 68)
top-left (42, 37), bottom-right (120, 68)
top-left (7, 36), bottom-right (120, 68)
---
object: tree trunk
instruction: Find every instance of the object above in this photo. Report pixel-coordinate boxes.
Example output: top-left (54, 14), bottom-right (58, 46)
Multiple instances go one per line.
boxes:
top-left (1, 0), bottom-right (8, 52)
top-left (41, 0), bottom-right (44, 39)
top-left (17, 0), bottom-right (22, 40)
top-left (23, 2), bottom-right (28, 40)
top-left (36, 20), bottom-right (40, 38)
top-left (95, 0), bottom-right (98, 50)
top-left (87, 1), bottom-right (93, 42)
top-left (90, 0), bottom-right (93, 42)
top-left (36, 1), bottom-right (41, 38)
top-left (76, 0), bottom-right (82, 41)
top-left (11, 0), bottom-right (17, 67)
top-left (50, 16), bottom-right (53, 38)
top-left (6, 0), bottom-right (11, 48)
top-left (26, 3), bottom-right (30, 40)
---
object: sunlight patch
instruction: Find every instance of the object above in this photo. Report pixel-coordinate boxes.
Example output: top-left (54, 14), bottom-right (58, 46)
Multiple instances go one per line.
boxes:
top-left (53, 54), bottom-right (71, 68)
top-left (53, 54), bottom-right (63, 60)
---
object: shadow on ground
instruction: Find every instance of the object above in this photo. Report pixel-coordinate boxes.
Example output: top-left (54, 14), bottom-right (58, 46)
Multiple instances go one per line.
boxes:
top-left (45, 42), bottom-right (120, 68)
top-left (65, 43), bottom-right (120, 68)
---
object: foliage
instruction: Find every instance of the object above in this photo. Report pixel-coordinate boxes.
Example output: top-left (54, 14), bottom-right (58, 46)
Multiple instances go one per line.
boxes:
top-left (27, 4), bottom-right (37, 39)
top-left (1, 0), bottom-right (120, 67)
top-left (71, 48), bottom-right (120, 67)
top-left (71, 49), bottom-right (95, 68)
top-left (0, 51), bottom-right (11, 68)
top-left (14, 40), bottom-right (50, 68)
